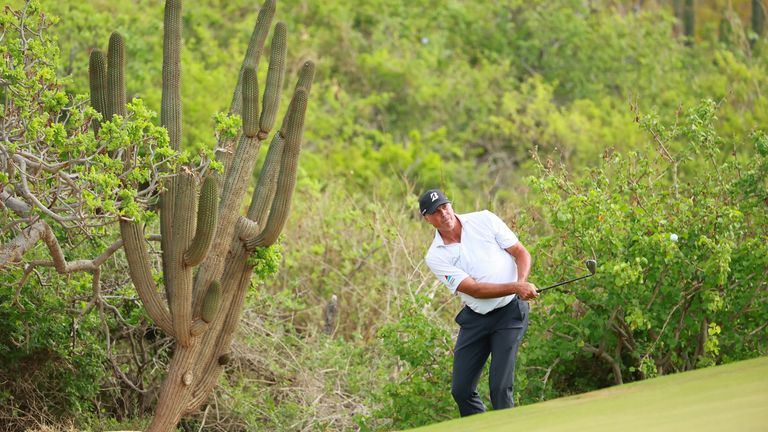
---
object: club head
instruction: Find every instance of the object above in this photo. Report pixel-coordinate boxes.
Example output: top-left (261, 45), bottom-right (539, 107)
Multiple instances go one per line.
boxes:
top-left (585, 259), bottom-right (597, 275)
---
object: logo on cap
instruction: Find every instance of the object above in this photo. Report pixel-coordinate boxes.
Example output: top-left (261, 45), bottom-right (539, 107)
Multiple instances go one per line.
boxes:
top-left (419, 189), bottom-right (450, 215)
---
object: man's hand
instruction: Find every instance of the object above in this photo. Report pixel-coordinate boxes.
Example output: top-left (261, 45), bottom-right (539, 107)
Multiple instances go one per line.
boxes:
top-left (518, 282), bottom-right (539, 300)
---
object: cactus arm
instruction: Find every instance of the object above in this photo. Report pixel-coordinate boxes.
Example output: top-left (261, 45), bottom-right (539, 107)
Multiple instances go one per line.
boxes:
top-left (245, 88), bottom-right (308, 250)
top-left (189, 281), bottom-right (220, 337)
top-left (184, 176), bottom-right (218, 266)
top-left (120, 221), bottom-right (175, 336)
top-left (200, 281), bottom-right (220, 323)
top-left (246, 133), bottom-right (285, 224)
top-left (294, 61), bottom-right (316, 96)
top-left (243, 62), bottom-right (315, 228)
top-left (217, 68), bottom-right (263, 216)
top-left (159, 0), bottom-right (183, 315)
top-left (161, 0), bottom-right (183, 151)
top-left (168, 171), bottom-right (197, 345)
top-left (106, 33), bottom-right (126, 120)
top-left (242, 68), bottom-right (259, 138)
top-left (159, 177), bottom-right (176, 307)
top-left (228, 0), bottom-right (276, 116)
top-left (88, 50), bottom-right (107, 135)
top-left (258, 21), bottom-right (287, 139)
top-left (216, 0), bottom-right (275, 176)
top-left (279, 61), bottom-right (316, 118)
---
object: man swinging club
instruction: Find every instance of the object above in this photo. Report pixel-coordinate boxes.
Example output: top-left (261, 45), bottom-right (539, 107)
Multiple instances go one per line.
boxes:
top-left (420, 189), bottom-right (539, 416)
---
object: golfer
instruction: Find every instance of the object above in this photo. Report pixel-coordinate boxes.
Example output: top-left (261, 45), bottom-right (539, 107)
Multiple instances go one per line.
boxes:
top-left (420, 189), bottom-right (539, 417)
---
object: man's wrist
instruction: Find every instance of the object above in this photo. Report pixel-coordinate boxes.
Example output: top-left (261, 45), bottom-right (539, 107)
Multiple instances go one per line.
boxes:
top-left (511, 282), bottom-right (524, 296)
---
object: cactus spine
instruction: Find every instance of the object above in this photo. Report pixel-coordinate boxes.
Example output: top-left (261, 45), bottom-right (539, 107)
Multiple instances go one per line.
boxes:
top-left (88, 0), bottom-right (313, 430)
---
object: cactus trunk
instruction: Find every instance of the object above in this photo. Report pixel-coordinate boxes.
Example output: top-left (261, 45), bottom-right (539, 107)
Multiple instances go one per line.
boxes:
top-left (147, 344), bottom-right (198, 431)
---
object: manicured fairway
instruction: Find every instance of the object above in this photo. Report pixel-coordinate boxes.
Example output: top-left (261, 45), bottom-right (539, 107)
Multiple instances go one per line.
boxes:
top-left (408, 356), bottom-right (768, 432)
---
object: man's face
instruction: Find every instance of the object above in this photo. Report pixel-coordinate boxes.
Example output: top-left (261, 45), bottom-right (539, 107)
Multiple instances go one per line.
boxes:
top-left (424, 203), bottom-right (457, 231)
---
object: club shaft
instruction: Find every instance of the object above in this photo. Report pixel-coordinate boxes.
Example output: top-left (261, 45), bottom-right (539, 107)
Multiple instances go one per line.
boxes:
top-left (537, 273), bottom-right (592, 293)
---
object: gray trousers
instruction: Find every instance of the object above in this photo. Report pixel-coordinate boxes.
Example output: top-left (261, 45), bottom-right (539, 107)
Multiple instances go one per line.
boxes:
top-left (451, 298), bottom-right (529, 417)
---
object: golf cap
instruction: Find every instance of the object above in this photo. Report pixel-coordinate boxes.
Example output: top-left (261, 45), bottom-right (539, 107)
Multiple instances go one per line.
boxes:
top-left (419, 189), bottom-right (451, 215)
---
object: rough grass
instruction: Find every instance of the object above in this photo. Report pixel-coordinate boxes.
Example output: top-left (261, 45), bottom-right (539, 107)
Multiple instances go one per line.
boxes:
top-left (408, 356), bottom-right (768, 432)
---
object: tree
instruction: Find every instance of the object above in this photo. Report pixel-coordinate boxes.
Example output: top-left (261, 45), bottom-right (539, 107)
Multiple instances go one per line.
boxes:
top-left (87, 0), bottom-right (314, 430)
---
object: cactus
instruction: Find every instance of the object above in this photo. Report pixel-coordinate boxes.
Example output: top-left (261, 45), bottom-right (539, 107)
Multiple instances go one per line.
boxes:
top-left (683, 0), bottom-right (695, 44)
top-left (87, 0), bottom-right (313, 430)
top-left (88, 50), bottom-right (107, 135)
top-left (200, 281), bottom-right (220, 324)
top-left (753, 0), bottom-right (765, 44)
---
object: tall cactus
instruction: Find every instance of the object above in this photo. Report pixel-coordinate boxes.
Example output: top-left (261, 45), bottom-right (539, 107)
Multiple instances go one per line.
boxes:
top-left (683, 0), bottom-right (695, 45)
top-left (87, 0), bottom-right (314, 430)
top-left (753, 0), bottom-right (765, 44)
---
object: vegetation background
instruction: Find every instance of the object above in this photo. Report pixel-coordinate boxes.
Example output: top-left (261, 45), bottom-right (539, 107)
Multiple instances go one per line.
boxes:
top-left (1, 0), bottom-right (766, 430)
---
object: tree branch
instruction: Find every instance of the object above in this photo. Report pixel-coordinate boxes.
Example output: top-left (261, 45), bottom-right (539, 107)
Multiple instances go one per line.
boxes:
top-left (1, 189), bottom-right (32, 217)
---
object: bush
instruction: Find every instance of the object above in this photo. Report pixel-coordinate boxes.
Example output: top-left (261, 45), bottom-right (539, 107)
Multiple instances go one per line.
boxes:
top-left (518, 99), bottom-right (768, 401)
top-left (370, 295), bottom-right (457, 430)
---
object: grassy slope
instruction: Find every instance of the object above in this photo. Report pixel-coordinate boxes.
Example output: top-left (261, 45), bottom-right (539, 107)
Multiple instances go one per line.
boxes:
top-left (409, 356), bottom-right (768, 432)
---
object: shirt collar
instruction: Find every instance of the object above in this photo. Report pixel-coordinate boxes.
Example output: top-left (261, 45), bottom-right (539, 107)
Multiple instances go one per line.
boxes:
top-left (432, 213), bottom-right (464, 248)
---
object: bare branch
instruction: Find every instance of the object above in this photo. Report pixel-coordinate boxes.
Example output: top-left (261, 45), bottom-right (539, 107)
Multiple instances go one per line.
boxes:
top-left (1, 189), bottom-right (31, 217)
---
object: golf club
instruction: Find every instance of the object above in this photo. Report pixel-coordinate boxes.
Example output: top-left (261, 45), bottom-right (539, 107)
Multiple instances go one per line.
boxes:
top-left (537, 259), bottom-right (597, 293)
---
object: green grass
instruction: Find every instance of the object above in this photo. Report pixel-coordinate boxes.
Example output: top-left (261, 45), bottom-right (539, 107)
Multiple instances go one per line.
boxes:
top-left (408, 356), bottom-right (768, 432)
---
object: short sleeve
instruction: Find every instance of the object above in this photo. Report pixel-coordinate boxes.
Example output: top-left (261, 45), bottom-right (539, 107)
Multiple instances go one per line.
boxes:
top-left (425, 253), bottom-right (469, 294)
top-left (484, 210), bottom-right (518, 250)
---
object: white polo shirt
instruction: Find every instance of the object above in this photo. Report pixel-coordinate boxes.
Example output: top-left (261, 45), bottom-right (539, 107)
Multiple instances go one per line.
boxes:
top-left (425, 210), bottom-right (519, 314)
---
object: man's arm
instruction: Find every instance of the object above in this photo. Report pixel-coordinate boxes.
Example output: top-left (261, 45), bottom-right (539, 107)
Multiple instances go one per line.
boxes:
top-left (506, 242), bottom-right (532, 282)
top-left (457, 277), bottom-right (538, 300)
top-left (456, 240), bottom-right (538, 300)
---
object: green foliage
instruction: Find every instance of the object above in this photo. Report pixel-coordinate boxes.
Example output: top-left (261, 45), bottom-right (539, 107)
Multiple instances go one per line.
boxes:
top-left (248, 242), bottom-right (283, 279)
top-left (214, 111), bottom-right (243, 141)
top-left (0, 269), bottom-right (107, 426)
top-left (519, 100), bottom-right (768, 401)
top-left (371, 295), bottom-right (456, 429)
